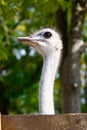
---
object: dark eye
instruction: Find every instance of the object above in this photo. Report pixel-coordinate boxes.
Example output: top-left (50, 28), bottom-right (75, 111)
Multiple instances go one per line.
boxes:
top-left (43, 32), bottom-right (52, 39)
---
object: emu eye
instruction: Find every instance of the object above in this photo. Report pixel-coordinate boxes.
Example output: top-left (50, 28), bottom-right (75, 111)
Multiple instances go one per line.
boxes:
top-left (43, 32), bottom-right (52, 39)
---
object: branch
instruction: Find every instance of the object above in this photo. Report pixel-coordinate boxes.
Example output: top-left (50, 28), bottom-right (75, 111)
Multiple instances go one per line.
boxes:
top-left (68, 0), bottom-right (87, 54)
top-left (80, 42), bottom-right (87, 54)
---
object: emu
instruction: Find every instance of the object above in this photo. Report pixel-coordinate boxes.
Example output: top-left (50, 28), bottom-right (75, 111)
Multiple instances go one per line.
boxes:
top-left (18, 28), bottom-right (63, 114)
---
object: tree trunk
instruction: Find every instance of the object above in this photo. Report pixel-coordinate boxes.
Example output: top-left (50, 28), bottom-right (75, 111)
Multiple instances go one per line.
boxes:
top-left (56, 0), bottom-right (87, 113)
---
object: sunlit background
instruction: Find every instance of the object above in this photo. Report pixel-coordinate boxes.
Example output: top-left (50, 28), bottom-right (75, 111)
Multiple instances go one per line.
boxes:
top-left (0, 0), bottom-right (87, 114)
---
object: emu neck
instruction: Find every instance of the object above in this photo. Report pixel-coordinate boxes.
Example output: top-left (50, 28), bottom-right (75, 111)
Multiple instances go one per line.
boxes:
top-left (39, 51), bottom-right (61, 114)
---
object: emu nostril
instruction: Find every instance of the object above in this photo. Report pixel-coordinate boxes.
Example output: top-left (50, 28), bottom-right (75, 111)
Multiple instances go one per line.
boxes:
top-left (29, 36), bottom-right (33, 38)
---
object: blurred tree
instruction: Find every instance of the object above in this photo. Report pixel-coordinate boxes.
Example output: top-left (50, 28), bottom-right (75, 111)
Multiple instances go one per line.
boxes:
top-left (0, 0), bottom-right (87, 114)
top-left (56, 0), bottom-right (87, 113)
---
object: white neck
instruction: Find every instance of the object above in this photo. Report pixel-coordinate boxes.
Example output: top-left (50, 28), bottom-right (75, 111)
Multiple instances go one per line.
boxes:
top-left (39, 50), bottom-right (61, 115)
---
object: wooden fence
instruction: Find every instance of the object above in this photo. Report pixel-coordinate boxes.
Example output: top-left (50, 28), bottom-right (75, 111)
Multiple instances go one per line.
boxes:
top-left (1, 113), bottom-right (87, 130)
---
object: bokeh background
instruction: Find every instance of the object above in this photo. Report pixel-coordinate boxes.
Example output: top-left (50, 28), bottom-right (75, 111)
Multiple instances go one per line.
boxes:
top-left (0, 0), bottom-right (87, 114)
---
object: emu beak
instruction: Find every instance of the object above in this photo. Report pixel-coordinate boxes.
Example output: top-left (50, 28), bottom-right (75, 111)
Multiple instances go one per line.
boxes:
top-left (18, 36), bottom-right (38, 47)
top-left (18, 36), bottom-right (30, 42)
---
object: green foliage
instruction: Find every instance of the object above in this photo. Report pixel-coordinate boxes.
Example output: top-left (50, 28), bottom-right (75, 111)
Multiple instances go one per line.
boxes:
top-left (0, 0), bottom-right (87, 114)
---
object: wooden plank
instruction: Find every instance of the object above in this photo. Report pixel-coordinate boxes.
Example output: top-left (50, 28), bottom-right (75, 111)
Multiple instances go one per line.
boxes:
top-left (1, 113), bottom-right (87, 130)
